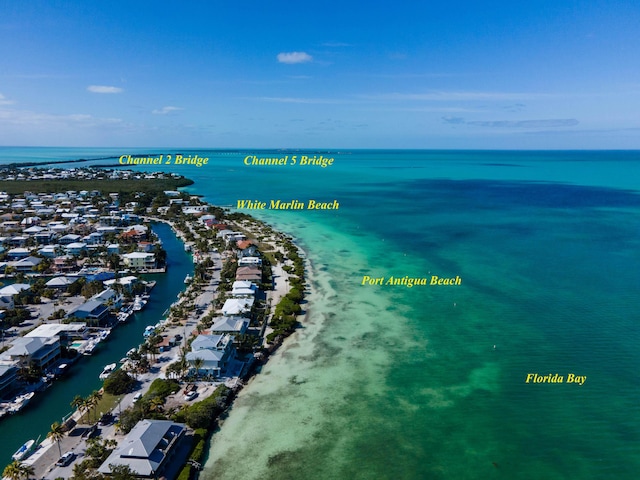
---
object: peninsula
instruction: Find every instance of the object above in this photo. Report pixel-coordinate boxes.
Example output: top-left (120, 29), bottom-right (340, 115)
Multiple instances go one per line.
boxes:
top-left (0, 166), bottom-right (306, 480)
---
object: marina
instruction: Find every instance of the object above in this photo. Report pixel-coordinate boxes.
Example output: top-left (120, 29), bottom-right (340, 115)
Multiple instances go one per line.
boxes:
top-left (0, 221), bottom-right (194, 466)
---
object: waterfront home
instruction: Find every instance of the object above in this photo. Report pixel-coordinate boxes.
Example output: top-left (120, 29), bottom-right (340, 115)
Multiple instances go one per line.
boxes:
top-left (209, 316), bottom-right (249, 335)
top-left (1, 336), bottom-right (61, 372)
top-left (238, 245), bottom-right (260, 258)
top-left (26, 323), bottom-right (88, 342)
top-left (221, 297), bottom-right (254, 316)
top-left (235, 266), bottom-right (262, 282)
top-left (52, 255), bottom-right (77, 273)
top-left (103, 275), bottom-right (139, 293)
top-left (231, 280), bottom-right (257, 297)
top-left (67, 299), bottom-right (110, 324)
top-left (122, 252), bottom-right (155, 269)
top-left (91, 288), bottom-right (123, 310)
top-left (186, 334), bottom-right (235, 376)
top-left (12, 255), bottom-right (43, 272)
top-left (97, 419), bottom-right (187, 478)
top-left (238, 256), bottom-right (262, 267)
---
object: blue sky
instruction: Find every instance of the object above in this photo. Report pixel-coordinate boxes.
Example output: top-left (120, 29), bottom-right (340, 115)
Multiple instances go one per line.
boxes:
top-left (1, 1), bottom-right (639, 148)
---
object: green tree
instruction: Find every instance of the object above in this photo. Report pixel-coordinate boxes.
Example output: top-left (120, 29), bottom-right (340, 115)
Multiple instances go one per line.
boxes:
top-left (88, 390), bottom-right (103, 422)
top-left (47, 421), bottom-right (65, 457)
top-left (2, 461), bottom-right (22, 480)
top-left (103, 369), bottom-right (135, 395)
top-left (71, 394), bottom-right (86, 422)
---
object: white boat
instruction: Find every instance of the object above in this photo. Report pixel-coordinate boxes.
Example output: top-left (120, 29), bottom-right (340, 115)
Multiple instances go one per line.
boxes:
top-left (99, 363), bottom-right (117, 380)
top-left (184, 274), bottom-right (193, 284)
top-left (133, 295), bottom-right (147, 311)
top-left (8, 392), bottom-right (35, 414)
top-left (12, 439), bottom-right (36, 461)
top-left (82, 338), bottom-right (99, 355)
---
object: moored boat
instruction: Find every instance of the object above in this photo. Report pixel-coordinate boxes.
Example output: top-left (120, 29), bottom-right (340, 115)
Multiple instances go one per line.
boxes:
top-left (133, 295), bottom-right (148, 311)
top-left (99, 363), bottom-right (117, 380)
top-left (12, 439), bottom-right (36, 461)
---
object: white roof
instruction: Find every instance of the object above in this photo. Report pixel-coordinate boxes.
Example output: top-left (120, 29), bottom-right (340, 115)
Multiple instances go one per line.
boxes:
top-left (0, 284), bottom-right (30, 296)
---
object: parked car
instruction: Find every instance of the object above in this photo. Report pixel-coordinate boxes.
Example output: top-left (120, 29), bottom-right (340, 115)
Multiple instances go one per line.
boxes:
top-left (184, 390), bottom-right (198, 401)
top-left (133, 392), bottom-right (143, 402)
top-left (56, 451), bottom-right (75, 467)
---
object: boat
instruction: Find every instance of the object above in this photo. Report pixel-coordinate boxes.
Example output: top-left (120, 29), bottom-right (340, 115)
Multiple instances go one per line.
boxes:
top-left (143, 325), bottom-right (156, 338)
top-left (99, 363), bottom-right (117, 380)
top-left (12, 439), bottom-right (36, 461)
top-left (81, 338), bottom-right (99, 355)
top-left (184, 274), bottom-right (193, 284)
top-left (8, 392), bottom-right (35, 414)
top-left (133, 295), bottom-right (147, 311)
top-left (118, 309), bottom-right (132, 323)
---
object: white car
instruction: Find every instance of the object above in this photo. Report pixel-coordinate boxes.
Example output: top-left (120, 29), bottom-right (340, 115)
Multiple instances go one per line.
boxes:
top-left (133, 392), bottom-right (143, 402)
top-left (56, 451), bottom-right (75, 467)
top-left (184, 391), bottom-right (198, 401)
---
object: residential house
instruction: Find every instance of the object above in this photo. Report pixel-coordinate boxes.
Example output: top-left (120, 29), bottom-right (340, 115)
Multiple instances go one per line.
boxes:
top-left (209, 316), bottom-right (249, 335)
top-left (12, 256), bottom-right (42, 273)
top-left (67, 299), bottom-right (110, 324)
top-left (221, 297), bottom-right (254, 316)
top-left (186, 334), bottom-right (235, 376)
top-left (231, 280), bottom-right (257, 297)
top-left (97, 419), bottom-right (186, 478)
top-left (122, 252), bottom-right (155, 269)
top-left (238, 256), bottom-right (262, 267)
top-left (235, 266), bottom-right (262, 282)
top-left (65, 242), bottom-right (87, 256)
top-left (1, 336), bottom-right (61, 372)
top-left (59, 233), bottom-right (82, 245)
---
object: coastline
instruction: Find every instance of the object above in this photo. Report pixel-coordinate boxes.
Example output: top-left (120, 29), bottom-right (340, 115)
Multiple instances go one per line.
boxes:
top-left (0, 169), bottom-right (308, 477)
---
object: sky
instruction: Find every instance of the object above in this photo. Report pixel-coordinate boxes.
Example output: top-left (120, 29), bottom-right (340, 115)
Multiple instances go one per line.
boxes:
top-left (1, 0), bottom-right (640, 149)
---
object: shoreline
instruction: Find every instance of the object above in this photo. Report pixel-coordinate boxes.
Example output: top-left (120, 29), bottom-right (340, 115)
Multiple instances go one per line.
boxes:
top-left (0, 169), bottom-right (309, 479)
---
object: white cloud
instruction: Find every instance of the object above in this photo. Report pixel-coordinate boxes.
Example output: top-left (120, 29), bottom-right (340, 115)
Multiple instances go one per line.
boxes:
top-left (151, 106), bottom-right (183, 115)
top-left (0, 108), bottom-right (122, 127)
top-left (87, 85), bottom-right (123, 94)
top-left (0, 93), bottom-right (14, 105)
top-left (277, 52), bottom-right (313, 64)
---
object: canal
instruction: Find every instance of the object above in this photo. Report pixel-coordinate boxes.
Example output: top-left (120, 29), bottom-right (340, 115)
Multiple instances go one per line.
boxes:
top-left (0, 221), bottom-right (193, 466)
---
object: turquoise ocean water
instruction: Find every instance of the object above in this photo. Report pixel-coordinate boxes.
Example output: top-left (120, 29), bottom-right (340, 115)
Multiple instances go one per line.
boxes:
top-left (1, 148), bottom-right (639, 479)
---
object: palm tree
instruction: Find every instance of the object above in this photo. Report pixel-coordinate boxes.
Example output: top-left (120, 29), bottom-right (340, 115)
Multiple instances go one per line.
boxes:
top-left (71, 394), bottom-right (84, 416)
top-left (47, 421), bottom-right (65, 458)
top-left (2, 461), bottom-right (22, 480)
top-left (88, 390), bottom-right (103, 422)
top-left (192, 356), bottom-right (205, 378)
top-left (18, 463), bottom-right (34, 480)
